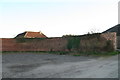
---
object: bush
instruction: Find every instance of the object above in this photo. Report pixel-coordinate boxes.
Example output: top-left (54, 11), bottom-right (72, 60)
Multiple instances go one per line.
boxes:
top-left (67, 37), bottom-right (80, 51)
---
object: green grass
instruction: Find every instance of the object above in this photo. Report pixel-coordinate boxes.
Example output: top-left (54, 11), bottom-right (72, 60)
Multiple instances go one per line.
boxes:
top-left (2, 51), bottom-right (120, 57)
top-left (2, 51), bottom-right (48, 54)
top-left (47, 51), bottom-right (69, 55)
top-left (73, 51), bottom-right (120, 56)
top-left (2, 51), bottom-right (69, 55)
top-left (73, 54), bottom-right (81, 56)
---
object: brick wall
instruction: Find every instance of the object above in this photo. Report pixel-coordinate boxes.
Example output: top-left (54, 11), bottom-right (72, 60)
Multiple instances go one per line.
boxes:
top-left (117, 36), bottom-right (120, 49)
top-left (0, 39), bottom-right (2, 51)
top-left (101, 32), bottom-right (117, 50)
top-left (1, 32), bottom-right (117, 52)
top-left (2, 38), bottom-right (68, 51)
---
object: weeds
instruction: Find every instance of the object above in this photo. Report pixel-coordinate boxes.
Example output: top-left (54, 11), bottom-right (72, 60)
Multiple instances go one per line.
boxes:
top-left (2, 51), bottom-right (119, 57)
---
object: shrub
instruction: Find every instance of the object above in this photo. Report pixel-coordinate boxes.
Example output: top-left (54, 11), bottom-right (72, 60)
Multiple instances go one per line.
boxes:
top-left (67, 37), bottom-right (80, 51)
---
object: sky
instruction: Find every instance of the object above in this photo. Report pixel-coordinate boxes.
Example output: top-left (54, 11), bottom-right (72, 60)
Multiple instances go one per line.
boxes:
top-left (0, 0), bottom-right (119, 38)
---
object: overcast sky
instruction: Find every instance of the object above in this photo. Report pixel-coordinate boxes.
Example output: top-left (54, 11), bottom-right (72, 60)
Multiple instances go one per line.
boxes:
top-left (0, 0), bottom-right (119, 38)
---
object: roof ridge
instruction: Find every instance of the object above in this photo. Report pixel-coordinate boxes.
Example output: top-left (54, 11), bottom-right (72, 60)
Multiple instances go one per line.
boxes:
top-left (15, 31), bottom-right (47, 38)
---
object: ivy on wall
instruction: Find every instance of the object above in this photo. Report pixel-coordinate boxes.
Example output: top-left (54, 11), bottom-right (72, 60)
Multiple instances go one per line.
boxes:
top-left (67, 37), bottom-right (80, 51)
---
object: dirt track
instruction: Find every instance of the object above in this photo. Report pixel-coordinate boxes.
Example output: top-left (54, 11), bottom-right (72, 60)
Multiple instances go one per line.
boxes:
top-left (2, 53), bottom-right (118, 78)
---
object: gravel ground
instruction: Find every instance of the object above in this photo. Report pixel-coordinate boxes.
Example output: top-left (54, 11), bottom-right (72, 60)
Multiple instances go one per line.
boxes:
top-left (2, 53), bottom-right (119, 78)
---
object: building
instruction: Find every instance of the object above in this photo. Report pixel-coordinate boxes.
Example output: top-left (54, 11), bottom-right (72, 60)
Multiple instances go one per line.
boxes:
top-left (15, 31), bottom-right (47, 38)
top-left (103, 24), bottom-right (120, 49)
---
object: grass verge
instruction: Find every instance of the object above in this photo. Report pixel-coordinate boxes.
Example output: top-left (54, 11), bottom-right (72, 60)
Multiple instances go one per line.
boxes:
top-left (2, 51), bottom-right (120, 57)
top-left (73, 51), bottom-right (120, 56)
top-left (2, 51), bottom-right (69, 55)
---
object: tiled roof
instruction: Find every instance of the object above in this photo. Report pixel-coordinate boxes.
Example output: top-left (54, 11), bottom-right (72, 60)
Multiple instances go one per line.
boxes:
top-left (24, 31), bottom-right (47, 38)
